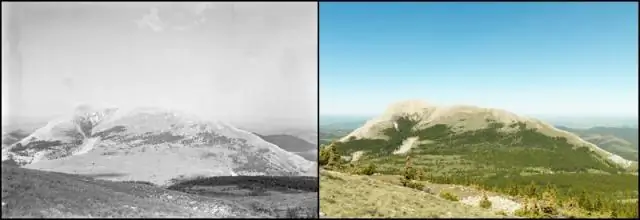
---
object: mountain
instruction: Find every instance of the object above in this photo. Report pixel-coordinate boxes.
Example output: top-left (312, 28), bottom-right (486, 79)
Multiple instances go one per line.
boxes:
top-left (321, 100), bottom-right (638, 218)
top-left (336, 100), bottom-right (634, 170)
top-left (255, 134), bottom-right (317, 161)
top-left (2, 130), bottom-right (31, 147)
top-left (1, 105), bottom-right (316, 186)
top-left (556, 126), bottom-right (638, 161)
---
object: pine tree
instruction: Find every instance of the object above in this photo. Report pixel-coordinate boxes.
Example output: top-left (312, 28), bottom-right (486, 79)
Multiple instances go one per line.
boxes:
top-left (402, 155), bottom-right (417, 180)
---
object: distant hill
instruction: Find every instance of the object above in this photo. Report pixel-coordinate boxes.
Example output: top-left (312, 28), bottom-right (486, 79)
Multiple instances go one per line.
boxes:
top-left (255, 134), bottom-right (317, 161)
top-left (319, 130), bottom-right (352, 146)
top-left (556, 126), bottom-right (638, 161)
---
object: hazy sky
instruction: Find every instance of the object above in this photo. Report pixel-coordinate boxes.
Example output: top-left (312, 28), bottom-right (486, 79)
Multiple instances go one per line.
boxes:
top-left (2, 2), bottom-right (318, 129)
top-left (320, 2), bottom-right (638, 117)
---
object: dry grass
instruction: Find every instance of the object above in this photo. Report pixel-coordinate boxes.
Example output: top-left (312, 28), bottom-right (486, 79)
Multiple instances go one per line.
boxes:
top-left (167, 175), bottom-right (318, 218)
top-left (1, 166), bottom-right (258, 218)
top-left (2, 165), bottom-right (317, 218)
top-left (319, 170), bottom-right (503, 218)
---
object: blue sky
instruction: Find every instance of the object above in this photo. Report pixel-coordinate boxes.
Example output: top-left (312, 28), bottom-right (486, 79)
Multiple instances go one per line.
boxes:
top-left (320, 2), bottom-right (638, 117)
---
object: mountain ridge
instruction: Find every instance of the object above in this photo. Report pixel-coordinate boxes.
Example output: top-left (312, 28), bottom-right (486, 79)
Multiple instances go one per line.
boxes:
top-left (338, 100), bottom-right (634, 169)
top-left (2, 105), bottom-right (316, 186)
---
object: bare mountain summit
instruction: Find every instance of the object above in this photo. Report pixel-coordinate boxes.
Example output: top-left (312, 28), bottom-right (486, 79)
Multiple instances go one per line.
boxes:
top-left (339, 100), bottom-right (635, 169)
top-left (1, 105), bottom-right (316, 186)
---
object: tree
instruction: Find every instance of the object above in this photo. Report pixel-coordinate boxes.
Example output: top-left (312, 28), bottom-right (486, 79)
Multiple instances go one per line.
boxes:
top-left (360, 163), bottom-right (376, 176)
top-left (479, 192), bottom-right (492, 209)
top-left (319, 145), bottom-right (331, 166)
top-left (402, 155), bottom-right (418, 180)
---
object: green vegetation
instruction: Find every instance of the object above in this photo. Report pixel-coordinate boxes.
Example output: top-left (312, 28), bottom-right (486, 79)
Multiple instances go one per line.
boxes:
top-left (439, 191), bottom-right (459, 201)
top-left (479, 193), bottom-right (492, 209)
top-left (321, 115), bottom-right (638, 218)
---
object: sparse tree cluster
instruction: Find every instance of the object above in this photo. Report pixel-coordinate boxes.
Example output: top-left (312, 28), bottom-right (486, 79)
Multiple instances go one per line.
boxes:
top-left (319, 142), bottom-right (343, 169)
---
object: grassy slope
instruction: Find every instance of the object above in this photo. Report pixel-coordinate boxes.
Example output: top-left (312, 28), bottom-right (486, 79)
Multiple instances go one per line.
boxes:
top-left (2, 165), bottom-right (318, 218)
top-left (320, 169), bottom-right (502, 218)
top-left (169, 176), bottom-right (318, 218)
top-left (1, 165), bottom-right (250, 218)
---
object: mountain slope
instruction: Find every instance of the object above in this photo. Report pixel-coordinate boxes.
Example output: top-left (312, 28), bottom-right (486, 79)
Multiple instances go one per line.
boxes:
top-left (0, 165), bottom-right (260, 218)
top-left (320, 169), bottom-right (504, 218)
top-left (321, 100), bottom-right (638, 218)
top-left (337, 100), bottom-right (634, 171)
top-left (1, 106), bottom-right (316, 186)
top-left (256, 134), bottom-right (317, 161)
top-left (556, 126), bottom-right (638, 161)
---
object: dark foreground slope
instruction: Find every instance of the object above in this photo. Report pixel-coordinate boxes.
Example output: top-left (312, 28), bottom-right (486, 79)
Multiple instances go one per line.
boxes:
top-left (1, 165), bottom-right (318, 218)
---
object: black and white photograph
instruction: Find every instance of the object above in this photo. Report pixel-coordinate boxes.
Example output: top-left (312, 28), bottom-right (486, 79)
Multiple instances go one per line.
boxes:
top-left (1, 2), bottom-right (318, 218)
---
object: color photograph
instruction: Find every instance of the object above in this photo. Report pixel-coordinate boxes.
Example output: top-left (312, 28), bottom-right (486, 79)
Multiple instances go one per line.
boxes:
top-left (319, 2), bottom-right (638, 218)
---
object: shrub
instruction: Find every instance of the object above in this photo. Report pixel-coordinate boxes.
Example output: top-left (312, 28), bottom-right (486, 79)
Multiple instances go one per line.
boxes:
top-left (439, 191), bottom-right (459, 201)
top-left (357, 163), bottom-right (376, 176)
top-left (400, 178), bottom-right (425, 191)
top-left (479, 193), bottom-right (492, 209)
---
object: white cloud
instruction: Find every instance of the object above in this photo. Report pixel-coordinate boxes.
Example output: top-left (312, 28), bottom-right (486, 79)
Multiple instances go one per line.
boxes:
top-left (134, 7), bottom-right (164, 32)
top-left (134, 3), bottom-right (215, 32)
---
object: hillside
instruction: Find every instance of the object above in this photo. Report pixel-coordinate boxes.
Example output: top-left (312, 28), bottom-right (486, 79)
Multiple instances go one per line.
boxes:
top-left (556, 126), bottom-right (638, 161)
top-left (320, 169), bottom-right (504, 218)
top-left (0, 165), bottom-right (254, 218)
top-left (321, 100), bottom-right (638, 218)
top-left (337, 100), bottom-right (634, 170)
top-left (255, 134), bottom-right (317, 161)
top-left (1, 165), bottom-right (317, 218)
top-left (1, 105), bottom-right (316, 186)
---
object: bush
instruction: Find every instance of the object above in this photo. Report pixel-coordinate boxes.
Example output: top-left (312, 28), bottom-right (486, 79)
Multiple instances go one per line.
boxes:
top-left (319, 145), bottom-right (331, 166)
top-left (400, 178), bottom-right (425, 191)
top-left (439, 191), bottom-right (459, 201)
top-left (320, 143), bottom-right (343, 168)
top-left (357, 163), bottom-right (376, 176)
top-left (479, 193), bottom-right (492, 209)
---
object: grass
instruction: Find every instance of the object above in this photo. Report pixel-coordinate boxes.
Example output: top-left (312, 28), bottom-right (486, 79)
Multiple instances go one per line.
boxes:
top-left (439, 191), bottom-right (460, 201)
top-left (319, 169), bottom-right (502, 218)
top-left (1, 166), bottom-right (207, 218)
top-left (166, 175), bottom-right (318, 218)
top-left (2, 165), bottom-right (315, 218)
